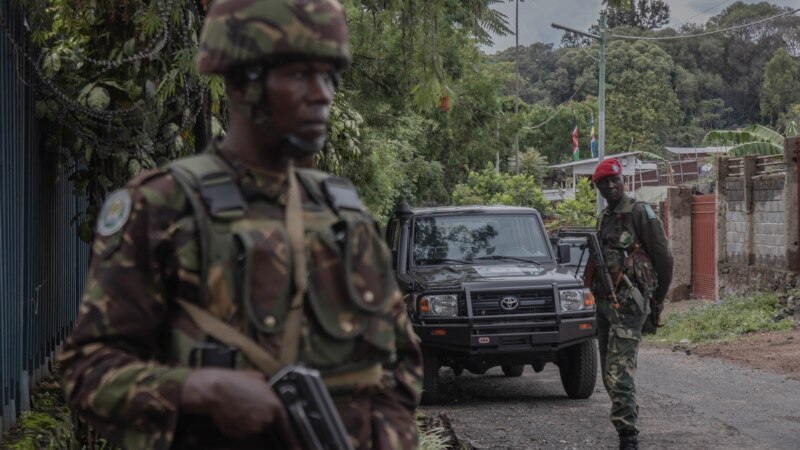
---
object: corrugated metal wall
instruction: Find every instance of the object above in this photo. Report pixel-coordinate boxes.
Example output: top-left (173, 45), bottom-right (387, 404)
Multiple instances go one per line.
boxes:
top-left (1, 3), bottom-right (90, 439)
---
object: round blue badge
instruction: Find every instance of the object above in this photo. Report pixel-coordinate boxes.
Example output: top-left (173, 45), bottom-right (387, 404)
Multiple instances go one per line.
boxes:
top-left (96, 190), bottom-right (132, 236)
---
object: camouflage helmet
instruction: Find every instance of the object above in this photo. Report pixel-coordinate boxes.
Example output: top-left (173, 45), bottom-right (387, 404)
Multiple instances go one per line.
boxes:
top-left (196, 0), bottom-right (352, 75)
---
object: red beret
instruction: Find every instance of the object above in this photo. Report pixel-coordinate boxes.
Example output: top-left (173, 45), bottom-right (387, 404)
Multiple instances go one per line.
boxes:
top-left (592, 158), bottom-right (622, 183)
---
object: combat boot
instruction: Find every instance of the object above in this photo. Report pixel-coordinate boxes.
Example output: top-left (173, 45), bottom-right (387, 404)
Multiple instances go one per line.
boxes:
top-left (618, 430), bottom-right (639, 450)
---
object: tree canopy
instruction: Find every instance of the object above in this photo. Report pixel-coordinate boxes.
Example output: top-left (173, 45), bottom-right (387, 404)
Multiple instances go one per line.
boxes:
top-left (12, 0), bottom-right (800, 234)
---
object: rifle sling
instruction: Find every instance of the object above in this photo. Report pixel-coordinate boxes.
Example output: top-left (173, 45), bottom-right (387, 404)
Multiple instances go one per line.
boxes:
top-left (177, 298), bottom-right (282, 376)
top-left (176, 299), bottom-right (383, 388)
top-left (281, 161), bottom-right (307, 366)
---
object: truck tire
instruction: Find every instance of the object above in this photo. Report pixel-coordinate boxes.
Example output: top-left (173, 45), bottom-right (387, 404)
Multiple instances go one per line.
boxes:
top-left (501, 365), bottom-right (525, 377)
top-left (421, 349), bottom-right (439, 405)
top-left (558, 338), bottom-right (597, 399)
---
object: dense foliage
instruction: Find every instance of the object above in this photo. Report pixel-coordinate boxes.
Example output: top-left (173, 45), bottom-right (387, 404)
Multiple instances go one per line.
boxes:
top-left (452, 163), bottom-right (549, 213)
top-left (552, 177), bottom-right (597, 229)
top-left (494, 1), bottom-right (800, 159)
top-left (11, 0), bottom-right (800, 233)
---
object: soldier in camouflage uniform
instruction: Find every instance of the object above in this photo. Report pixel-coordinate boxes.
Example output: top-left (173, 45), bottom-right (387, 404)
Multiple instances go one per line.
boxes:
top-left (589, 158), bottom-right (673, 450)
top-left (59, 1), bottom-right (422, 449)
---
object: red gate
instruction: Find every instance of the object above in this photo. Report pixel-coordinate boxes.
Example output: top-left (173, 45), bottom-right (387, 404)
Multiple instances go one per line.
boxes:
top-left (692, 194), bottom-right (716, 300)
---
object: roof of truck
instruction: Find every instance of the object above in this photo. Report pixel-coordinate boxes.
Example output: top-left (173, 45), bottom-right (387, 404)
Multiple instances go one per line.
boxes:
top-left (410, 205), bottom-right (540, 215)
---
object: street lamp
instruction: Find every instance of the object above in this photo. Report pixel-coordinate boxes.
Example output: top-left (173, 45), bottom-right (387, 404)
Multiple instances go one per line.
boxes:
top-left (552, 12), bottom-right (607, 215)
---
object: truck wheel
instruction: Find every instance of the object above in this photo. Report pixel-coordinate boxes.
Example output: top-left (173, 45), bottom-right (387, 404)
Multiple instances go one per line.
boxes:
top-left (421, 349), bottom-right (439, 405)
top-left (501, 365), bottom-right (525, 377)
top-left (558, 338), bottom-right (597, 399)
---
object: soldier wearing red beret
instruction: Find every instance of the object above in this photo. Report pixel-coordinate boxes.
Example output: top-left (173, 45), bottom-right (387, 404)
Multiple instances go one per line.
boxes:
top-left (590, 158), bottom-right (673, 450)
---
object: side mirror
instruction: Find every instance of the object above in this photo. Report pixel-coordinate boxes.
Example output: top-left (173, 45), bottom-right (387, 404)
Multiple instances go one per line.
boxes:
top-left (557, 244), bottom-right (572, 264)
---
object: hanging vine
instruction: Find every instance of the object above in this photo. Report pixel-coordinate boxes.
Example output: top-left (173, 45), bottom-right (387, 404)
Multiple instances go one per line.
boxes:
top-left (7, 0), bottom-right (222, 241)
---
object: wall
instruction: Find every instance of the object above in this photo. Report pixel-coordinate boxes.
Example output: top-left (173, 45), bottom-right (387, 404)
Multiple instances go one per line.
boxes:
top-left (666, 186), bottom-right (692, 301)
top-left (716, 138), bottom-right (800, 297)
top-left (723, 178), bottom-right (748, 265)
top-left (752, 175), bottom-right (785, 267)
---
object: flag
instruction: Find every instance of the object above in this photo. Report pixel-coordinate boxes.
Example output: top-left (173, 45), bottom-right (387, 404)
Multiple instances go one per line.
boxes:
top-left (571, 114), bottom-right (579, 161)
top-left (590, 112), bottom-right (597, 158)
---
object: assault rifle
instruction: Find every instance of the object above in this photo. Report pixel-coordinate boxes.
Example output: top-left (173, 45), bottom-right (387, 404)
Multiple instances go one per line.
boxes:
top-left (270, 365), bottom-right (354, 450)
top-left (554, 228), bottom-right (621, 318)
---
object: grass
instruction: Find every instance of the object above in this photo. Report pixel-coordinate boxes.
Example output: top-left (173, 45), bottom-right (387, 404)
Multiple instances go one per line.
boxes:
top-left (416, 410), bottom-right (454, 450)
top-left (645, 290), bottom-right (794, 346)
top-left (417, 424), bottom-right (450, 450)
top-left (1, 379), bottom-right (78, 450)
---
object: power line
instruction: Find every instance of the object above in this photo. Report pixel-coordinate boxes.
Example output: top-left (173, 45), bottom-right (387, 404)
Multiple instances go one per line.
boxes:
top-left (529, 64), bottom-right (596, 130)
top-left (670, 0), bottom-right (733, 29)
top-left (610, 7), bottom-right (800, 41)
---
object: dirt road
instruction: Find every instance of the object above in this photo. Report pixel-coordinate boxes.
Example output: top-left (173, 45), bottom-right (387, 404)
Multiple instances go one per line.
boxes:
top-left (420, 344), bottom-right (800, 450)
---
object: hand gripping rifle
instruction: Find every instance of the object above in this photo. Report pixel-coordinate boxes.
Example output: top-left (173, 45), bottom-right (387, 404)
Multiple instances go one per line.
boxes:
top-left (270, 365), bottom-right (355, 450)
top-left (555, 228), bottom-right (621, 318)
top-left (176, 300), bottom-right (355, 450)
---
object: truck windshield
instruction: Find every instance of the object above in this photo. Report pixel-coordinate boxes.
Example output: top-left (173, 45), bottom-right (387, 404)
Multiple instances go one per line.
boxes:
top-left (412, 214), bottom-right (551, 266)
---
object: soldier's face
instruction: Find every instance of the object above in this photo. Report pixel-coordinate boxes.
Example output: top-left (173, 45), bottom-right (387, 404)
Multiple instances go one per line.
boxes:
top-left (265, 61), bottom-right (338, 144)
top-left (596, 175), bottom-right (624, 204)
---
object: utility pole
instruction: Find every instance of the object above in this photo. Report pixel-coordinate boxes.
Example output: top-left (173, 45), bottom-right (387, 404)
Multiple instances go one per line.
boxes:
top-left (514, 0), bottom-right (520, 175)
top-left (551, 11), bottom-right (607, 215)
top-left (597, 12), bottom-right (607, 215)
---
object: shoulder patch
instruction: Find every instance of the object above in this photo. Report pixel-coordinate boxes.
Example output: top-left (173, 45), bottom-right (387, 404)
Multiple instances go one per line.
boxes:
top-left (643, 204), bottom-right (657, 220)
top-left (96, 189), bottom-right (132, 236)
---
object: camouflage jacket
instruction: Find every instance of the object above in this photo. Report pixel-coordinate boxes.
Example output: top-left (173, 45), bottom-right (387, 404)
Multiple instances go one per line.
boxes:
top-left (593, 196), bottom-right (673, 310)
top-left (59, 142), bottom-right (422, 450)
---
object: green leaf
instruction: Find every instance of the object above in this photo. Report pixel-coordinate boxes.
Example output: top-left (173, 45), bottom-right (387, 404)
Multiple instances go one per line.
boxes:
top-left (87, 86), bottom-right (110, 110)
top-left (728, 142), bottom-right (783, 156)
top-left (127, 159), bottom-right (142, 178)
top-left (43, 51), bottom-right (61, 75)
top-left (741, 124), bottom-right (784, 147)
top-left (123, 38), bottom-right (136, 56)
top-left (145, 80), bottom-right (157, 103)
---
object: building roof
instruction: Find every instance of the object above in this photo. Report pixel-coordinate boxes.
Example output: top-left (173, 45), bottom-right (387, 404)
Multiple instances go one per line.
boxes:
top-left (549, 151), bottom-right (641, 169)
top-left (549, 152), bottom-right (643, 176)
top-left (664, 146), bottom-right (732, 155)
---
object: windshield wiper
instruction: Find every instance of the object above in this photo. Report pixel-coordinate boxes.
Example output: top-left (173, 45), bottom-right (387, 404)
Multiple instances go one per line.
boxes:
top-left (416, 257), bottom-right (472, 265)
top-left (472, 255), bottom-right (541, 265)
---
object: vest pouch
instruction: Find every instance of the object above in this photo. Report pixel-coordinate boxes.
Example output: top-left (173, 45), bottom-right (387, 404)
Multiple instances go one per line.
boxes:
top-left (233, 225), bottom-right (292, 334)
top-left (306, 217), bottom-right (395, 353)
top-left (343, 218), bottom-right (393, 312)
top-left (631, 251), bottom-right (657, 295)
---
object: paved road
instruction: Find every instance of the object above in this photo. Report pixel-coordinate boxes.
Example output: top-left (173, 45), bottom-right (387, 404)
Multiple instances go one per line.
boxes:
top-left (420, 345), bottom-right (800, 449)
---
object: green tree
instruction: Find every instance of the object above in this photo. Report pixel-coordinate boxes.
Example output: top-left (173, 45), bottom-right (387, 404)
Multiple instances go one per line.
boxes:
top-left (553, 177), bottom-right (596, 229)
top-left (452, 164), bottom-right (549, 213)
top-left (605, 0), bottom-right (670, 31)
top-left (604, 40), bottom-right (682, 154)
top-left (760, 48), bottom-right (800, 124)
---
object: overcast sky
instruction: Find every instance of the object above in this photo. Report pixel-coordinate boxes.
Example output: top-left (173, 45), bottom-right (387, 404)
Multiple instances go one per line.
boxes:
top-left (485, 0), bottom-right (800, 53)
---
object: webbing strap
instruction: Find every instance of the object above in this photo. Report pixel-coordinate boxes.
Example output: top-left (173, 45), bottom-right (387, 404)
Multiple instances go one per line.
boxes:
top-left (280, 162), bottom-right (308, 365)
top-left (177, 299), bottom-right (282, 376)
top-left (176, 298), bottom-right (383, 388)
top-left (170, 166), bottom-right (212, 305)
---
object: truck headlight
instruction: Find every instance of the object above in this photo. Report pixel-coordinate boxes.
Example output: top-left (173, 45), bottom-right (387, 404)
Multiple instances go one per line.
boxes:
top-left (560, 288), bottom-right (595, 312)
top-left (419, 295), bottom-right (458, 317)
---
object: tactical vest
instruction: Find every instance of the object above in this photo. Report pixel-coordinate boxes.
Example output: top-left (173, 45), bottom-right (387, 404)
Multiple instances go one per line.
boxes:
top-left (597, 199), bottom-right (658, 303)
top-left (166, 154), bottom-right (397, 381)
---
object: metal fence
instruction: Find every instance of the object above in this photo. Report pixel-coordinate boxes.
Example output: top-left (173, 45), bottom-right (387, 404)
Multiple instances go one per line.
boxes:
top-left (1, 3), bottom-right (89, 440)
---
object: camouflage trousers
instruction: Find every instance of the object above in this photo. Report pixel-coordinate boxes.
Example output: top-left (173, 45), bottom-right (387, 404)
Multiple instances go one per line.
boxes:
top-left (596, 295), bottom-right (648, 434)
